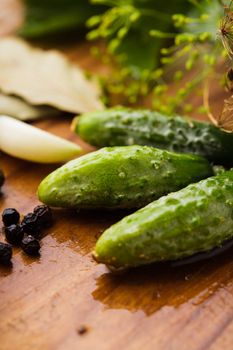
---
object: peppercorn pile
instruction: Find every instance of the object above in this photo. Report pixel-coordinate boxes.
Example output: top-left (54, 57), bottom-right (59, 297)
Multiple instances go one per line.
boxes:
top-left (0, 205), bottom-right (53, 265)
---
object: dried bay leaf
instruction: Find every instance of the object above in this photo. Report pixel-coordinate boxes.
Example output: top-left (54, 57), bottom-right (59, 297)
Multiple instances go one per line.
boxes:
top-left (0, 37), bottom-right (104, 113)
top-left (0, 92), bottom-right (59, 121)
top-left (218, 95), bottom-right (233, 132)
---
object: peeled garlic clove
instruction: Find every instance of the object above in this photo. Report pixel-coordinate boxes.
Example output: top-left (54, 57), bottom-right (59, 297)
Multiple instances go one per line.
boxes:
top-left (0, 115), bottom-right (82, 163)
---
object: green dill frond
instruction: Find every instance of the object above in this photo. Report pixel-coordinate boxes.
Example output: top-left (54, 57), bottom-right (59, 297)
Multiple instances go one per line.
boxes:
top-left (87, 0), bottom-right (229, 116)
top-left (151, 0), bottom-right (226, 115)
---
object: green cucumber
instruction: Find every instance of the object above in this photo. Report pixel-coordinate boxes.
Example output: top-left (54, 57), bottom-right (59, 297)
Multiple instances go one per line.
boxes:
top-left (38, 145), bottom-right (212, 209)
top-left (94, 169), bottom-right (233, 269)
top-left (73, 107), bottom-right (233, 164)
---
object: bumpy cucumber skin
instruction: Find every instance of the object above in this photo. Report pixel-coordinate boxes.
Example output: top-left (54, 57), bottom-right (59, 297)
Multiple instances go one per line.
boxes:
top-left (94, 170), bottom-right (233, 269)
top-left (75, 108), bottom-right (233, 164)
top-left (38, 145), bottom-right (212, 209)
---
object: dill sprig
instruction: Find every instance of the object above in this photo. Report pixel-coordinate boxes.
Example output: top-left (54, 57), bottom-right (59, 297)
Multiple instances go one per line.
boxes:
top-left (151, 0), bottom-right (225, 115)
top-left (87, 0), bottom-right (190, 104)
top-left (204, 0), bottom-right (233, 131)
top-left (87, 0), bottom-right (231, 117)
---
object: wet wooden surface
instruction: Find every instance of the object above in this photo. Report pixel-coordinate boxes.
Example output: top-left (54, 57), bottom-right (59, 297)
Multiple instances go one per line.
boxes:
top-left (1, 2), bottom-right (233, 350)
top-left (1, 98), bottom-right (233, 350)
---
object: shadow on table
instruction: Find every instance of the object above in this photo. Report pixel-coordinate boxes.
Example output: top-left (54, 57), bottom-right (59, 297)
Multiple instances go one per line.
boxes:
top-left (91, 248), bottom-right (233, 316)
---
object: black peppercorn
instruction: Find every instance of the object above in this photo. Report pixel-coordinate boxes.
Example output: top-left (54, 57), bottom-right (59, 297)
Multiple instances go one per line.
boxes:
top-left (4, 224), bottom-right (24, 246)
top-left (21, 235), bottom-right (40, 256)
top-left (34, 205), bottom-right (53, 229)
top-left (21, 212), bottom-right (40, 234)
top-left (0, 242), bottom-right (12, 264)
top-left (2, 208), bottom-right (20, 226)
top-left (0, 170), bottom-right (5, 188)
top-left (77, 325), bottom-right (88, 335)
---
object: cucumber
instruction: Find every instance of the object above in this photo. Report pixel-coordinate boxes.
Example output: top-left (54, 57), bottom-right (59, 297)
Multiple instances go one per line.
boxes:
top-left (73, 107), bottom-right (233, 164)
top-left (94, 169), bottom-right (233, 269)
top-left (38, 145), bottom-right (212, 209)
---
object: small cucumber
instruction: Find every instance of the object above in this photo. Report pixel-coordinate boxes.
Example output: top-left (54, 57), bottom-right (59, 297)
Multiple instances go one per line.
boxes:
top-left (94, 169), bottom-right (233, 269)
top-left (38, 145), bottom-right (212, 209)
top-left (73, 107), bottom-right (233, 164)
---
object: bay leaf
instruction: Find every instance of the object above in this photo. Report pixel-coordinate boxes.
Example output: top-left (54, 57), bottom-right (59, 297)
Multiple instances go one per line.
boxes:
top-left (0, 92), bottom-right (59, 121)
top-left (0, 37), bottom-right (104, 113)
top-left (218, 95), bottom-right (233, 132)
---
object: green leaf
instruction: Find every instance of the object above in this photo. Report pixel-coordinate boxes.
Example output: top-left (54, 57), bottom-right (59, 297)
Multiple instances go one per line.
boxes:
top-left (20, 0), bottom-right (105, 38)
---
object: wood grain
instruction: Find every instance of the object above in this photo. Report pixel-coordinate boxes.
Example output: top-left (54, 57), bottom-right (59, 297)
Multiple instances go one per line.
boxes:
top-left (0, 0), bottom-right (24, 37)
top-left (1, 104), bottom-right (233, 350)
top-left (1, 3), bottom-right (233, 350)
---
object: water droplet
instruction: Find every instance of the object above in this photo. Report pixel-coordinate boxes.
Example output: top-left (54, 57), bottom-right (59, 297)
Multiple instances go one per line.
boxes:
top-left (119, 172), bottom-right (126, 178)
top-left (226, 199), bottom-right (233, 207)
top-left (127, 137), bottom-right (134, 145)
top-left (150, 160), bottom-right (160, 170)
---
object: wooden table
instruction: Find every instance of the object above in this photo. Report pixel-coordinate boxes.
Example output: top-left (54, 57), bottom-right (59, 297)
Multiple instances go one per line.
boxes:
top-left (1, 3), bottom-right (233, 350)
